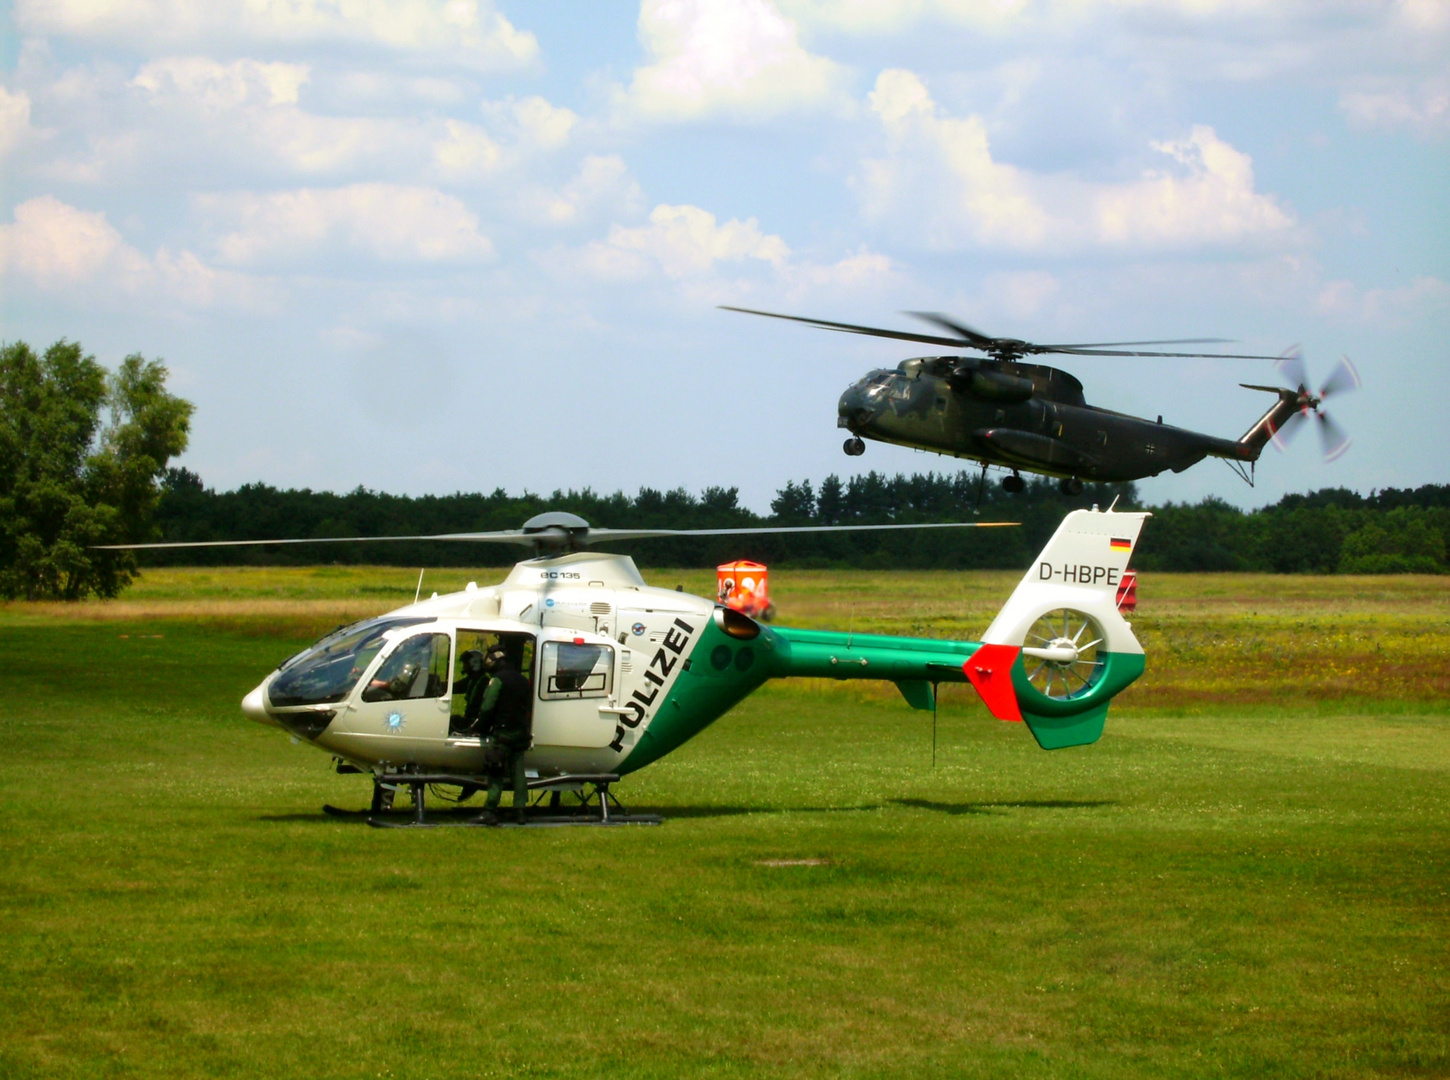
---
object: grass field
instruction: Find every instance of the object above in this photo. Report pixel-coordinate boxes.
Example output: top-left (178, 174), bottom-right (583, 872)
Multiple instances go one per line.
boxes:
top-left (2, 567), bottom-right (1448, 1078)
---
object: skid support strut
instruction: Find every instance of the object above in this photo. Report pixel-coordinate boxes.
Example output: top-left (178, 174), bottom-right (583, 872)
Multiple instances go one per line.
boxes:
top-left (348, 773), bottom-right (661, 828)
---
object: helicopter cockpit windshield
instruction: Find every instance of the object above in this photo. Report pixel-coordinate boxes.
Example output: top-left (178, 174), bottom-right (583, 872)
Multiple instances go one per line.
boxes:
top-left (849, 368), bottom-right (892, 392)
top-left (269, 616), bottom-right (434, 708)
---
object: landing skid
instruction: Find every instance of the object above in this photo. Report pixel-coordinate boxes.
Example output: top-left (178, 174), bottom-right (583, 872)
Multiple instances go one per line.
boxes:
top-left (325, 773), bottom-right (662, 828)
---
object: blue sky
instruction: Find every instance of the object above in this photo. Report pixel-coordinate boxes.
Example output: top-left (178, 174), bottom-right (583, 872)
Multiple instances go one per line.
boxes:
top-left (2, 0), bottom-right (1446, 513)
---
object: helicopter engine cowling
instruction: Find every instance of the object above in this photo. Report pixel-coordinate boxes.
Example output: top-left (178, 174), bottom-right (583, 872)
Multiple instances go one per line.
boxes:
top-left (954, 366), bottom-right (1034, 402)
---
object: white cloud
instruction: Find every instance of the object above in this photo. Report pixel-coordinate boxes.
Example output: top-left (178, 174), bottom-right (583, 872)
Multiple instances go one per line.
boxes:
top-left (325, 71), bottom-right (469, 109)
top-left (858, 69), bottom-right (1293, 253)
top-left (519, 154), bottom-right (644, 225)
top-left (432, 120), bottom-right (503, 181)
top-left (1396, 0), bottom-right (1450, 33)
top-left (434, 96), bottom-right (578, 185)
top-left (0, 195), bottom-right (149, 287)
top-left (576, 203), bottom-right (789, 280)
top-left (16, 0), bottom-right (539, 71)
top-left (132, 56), bottom-right (310, 107)
top-left (1316, 275), bottom-right (1450, 325)
top-left (196, 184), bottom-right (495, 264)
top-left (557, 203), bottom-right (896, 307)
top-left (253, 111), bottom-right (410, 174)
top-left (1340, 76), bottom-right (1450, 138)
top-left (482, 95), bottom-right (578, 149)
top-left (624, 0), bottom-right (847, 122)
top-left (0, 87), bottom-right (40, 157)
top-left (786, 1), bottom-right (1439, 33)
top-left (125, 58), bottom-right (419, 177)
top-left (981, 269), bottom-right (1061, 320)
top-left (152, 246), bottom-right (272, 308)
top-left (774, 248), bottom-right (896, 297)
top-left (43, 61), bottom-right (582, 185)
top-left (785, 2), bottom-right (1450, 88)
top-left (0, 194), bottom-right (265, 307)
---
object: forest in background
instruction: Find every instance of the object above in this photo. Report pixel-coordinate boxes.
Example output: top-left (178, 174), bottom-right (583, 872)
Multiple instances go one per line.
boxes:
top-left (151, 468), bottom-right (1449, 574)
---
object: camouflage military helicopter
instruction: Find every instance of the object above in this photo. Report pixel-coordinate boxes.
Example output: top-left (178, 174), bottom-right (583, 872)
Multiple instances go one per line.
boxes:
top-left (723, 307), bottom-right (1359, 494)
top-left (107, 507), bottom-right (1148, 827)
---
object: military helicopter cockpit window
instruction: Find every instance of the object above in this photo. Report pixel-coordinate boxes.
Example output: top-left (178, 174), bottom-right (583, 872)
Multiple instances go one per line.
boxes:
top-left (268, 616), bottom-right (433, 708)
top-left (865, 372), bottom-right (893, 396)
top-left (539, 641), bottom-right (614, 700)
top-left (362, 633), bottom-right (452, 703)
top-left (847, 368), bottom-right (890, 393)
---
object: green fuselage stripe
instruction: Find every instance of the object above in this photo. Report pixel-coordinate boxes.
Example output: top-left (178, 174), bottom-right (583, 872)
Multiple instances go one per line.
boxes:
top-left (616, 623), bottom-right (1144, 773)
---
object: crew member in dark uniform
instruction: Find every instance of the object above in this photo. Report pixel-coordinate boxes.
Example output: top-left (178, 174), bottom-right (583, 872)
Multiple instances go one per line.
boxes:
top-left (446, 649), bottom-right (490, 803)
top-left (452, 649), bottom-right (489, 732)
top-left (474, 648), bottom-right (532, 825)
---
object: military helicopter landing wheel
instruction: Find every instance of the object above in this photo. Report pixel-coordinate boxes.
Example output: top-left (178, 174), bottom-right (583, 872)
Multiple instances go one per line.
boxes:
top-left (1001, 472), bottom-right (1025, 493)
top-left (1059, 476), bottom-right (1084, 496)
top-left (843, 436), bottom-right (866, 456)
top-left (1024, 608), bottom-right (1105, 700)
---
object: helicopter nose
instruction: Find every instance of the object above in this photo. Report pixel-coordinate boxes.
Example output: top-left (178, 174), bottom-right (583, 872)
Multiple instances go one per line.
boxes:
top-left (837, 386), bottom-right (872, 430)
top-left (242, 683), bottom-right (279, 727)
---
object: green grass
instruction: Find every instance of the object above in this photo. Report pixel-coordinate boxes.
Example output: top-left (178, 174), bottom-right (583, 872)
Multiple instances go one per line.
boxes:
top-left (1, 569), bottom-right (1448, 1078)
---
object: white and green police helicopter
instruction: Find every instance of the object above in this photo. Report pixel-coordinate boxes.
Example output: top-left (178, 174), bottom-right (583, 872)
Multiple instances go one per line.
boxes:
top-left (108, 507), bottom-right (1148, 826)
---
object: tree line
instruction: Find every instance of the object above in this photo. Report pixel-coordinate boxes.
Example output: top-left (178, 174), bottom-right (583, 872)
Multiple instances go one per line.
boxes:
top-left (151, 468), bottom-right (1450, 576)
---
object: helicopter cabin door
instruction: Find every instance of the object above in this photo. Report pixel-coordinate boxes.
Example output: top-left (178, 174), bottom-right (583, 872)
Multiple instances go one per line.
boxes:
top-left (531, 636), bottom-right (618, 749)
top-left (343, 629), bottom-right (453, 746)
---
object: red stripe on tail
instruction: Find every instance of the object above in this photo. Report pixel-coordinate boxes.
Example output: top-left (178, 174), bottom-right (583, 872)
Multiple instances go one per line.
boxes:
top-left (964, 644), bottom-right (1023, 722)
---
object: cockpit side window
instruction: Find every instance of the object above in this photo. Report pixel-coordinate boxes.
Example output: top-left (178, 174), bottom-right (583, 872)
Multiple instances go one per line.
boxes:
top-left (362, 633), bottom-right (452, 703)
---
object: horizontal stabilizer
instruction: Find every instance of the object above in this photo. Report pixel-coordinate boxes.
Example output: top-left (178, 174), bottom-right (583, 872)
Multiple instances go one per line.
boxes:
top-left (895, 679), bottom-right (936, 712)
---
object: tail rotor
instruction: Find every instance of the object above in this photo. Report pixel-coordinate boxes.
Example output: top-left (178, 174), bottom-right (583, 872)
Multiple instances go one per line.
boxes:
top-left (1266, 348), bottom-right (1360, 461)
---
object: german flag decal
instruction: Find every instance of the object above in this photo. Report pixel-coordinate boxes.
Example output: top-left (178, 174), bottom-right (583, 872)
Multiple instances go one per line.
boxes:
top-left (1110, 537), bottom-right (1132, 551)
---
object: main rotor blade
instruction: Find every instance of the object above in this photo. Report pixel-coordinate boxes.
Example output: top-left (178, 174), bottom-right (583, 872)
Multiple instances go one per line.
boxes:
top-left (93, 529), bottom-right (562, 551)
top-left (905, 312), bottom-right (998, 348)
top-left (1036, 338), bottom-right (1234, 349)
top-left (1319, 356), bottom-right (1362, 400)
top-left (724, 305), bottom-right (1283, 360)
top-left (899, 312), bottom-right (1241, 353)
top-left (1047, 346), bottom-right (1286, 360)
top-left (719, 306), bottom-right (970, 350)
top-left (585, 521), bottom-right (1018, 542)
top-left (95, 520), bottom-right (1018, 552)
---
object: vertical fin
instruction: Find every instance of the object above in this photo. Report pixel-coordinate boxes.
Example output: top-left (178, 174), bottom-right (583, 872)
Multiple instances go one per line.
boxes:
top-left (965, 508), bottom-right (1150, 745)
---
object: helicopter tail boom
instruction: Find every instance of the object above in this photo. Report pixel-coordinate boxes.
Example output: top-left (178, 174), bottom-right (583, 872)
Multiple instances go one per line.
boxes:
top-left (1223, 385), bottom-right (1303, 461)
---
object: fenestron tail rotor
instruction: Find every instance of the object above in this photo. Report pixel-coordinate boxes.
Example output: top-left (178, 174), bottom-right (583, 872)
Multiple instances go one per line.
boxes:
top-left (1260, 348), bottom-right (1360, 461)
